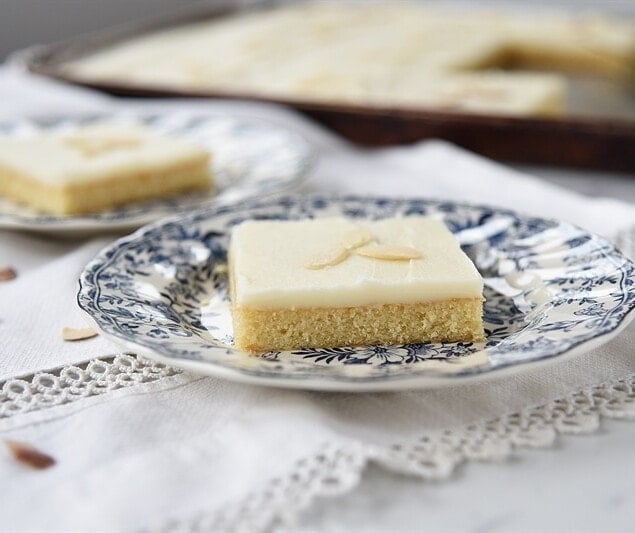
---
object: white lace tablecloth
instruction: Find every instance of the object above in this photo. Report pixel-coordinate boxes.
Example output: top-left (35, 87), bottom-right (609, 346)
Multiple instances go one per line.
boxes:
top-left (1, 67), bottom-right (634, 533)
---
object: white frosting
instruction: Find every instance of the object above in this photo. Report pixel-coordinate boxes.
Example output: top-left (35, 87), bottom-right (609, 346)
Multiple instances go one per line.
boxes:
top-left (0, 122), bottom-right (208, 185)
top-left (230, 217), bottom-right (483, 309)
top-left (65, 3), bottom-right (635, 115)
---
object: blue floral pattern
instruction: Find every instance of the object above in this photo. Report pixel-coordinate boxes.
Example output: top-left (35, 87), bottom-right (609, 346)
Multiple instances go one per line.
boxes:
top-left (0, 112), bottom-right (313, 232)
top-left (77, 195), bottom-right (635, 390)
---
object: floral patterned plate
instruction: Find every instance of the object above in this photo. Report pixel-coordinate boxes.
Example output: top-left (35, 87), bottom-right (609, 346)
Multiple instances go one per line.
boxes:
top-left (78, 195), bottom-right (635, 391)
top-left (0, 111), bottom-right (313, 235)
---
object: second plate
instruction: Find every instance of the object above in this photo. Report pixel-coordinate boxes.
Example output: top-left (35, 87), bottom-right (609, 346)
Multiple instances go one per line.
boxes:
top-left (0, 111), bottom-right (313, 234)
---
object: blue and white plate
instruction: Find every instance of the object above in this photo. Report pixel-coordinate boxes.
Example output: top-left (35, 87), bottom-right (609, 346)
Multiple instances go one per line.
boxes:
top-left (78, 195), bottom-right (635, 391)
top-left (0, 111), bottom-right (313, 234)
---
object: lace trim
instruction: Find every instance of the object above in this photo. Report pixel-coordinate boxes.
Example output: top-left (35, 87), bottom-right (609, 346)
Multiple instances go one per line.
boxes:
top-left (0, 354), bottom-right (182, 419)
top-left (157, 442), bottom-right (369, 533)
top-left (4, 365), bottom-right (635, 532)
top-left (376, 374), bottom-right (635, 479)
top-left (2, 362), bottom-right (635, 532)
top-left (166, 373), bottom-right (635, 532)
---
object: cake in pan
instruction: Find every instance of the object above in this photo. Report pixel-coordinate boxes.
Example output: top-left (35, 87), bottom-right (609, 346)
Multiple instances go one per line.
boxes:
top-left (65, 3), bottom-right (635, 116)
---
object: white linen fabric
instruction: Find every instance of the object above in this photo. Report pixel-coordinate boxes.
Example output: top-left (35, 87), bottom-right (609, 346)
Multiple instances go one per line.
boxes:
top-left (0, 66), bottom-right (634, 532)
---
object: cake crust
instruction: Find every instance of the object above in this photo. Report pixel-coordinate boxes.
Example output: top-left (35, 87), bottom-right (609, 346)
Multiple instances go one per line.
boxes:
top-left (232, 298), bottom-right (484, 353)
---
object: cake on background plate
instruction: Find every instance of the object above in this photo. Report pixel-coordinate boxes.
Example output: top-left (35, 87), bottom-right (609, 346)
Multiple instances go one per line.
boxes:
top-left (0, 121), bottom-right (212, 215)
top-left (229, 216), bottom-right (484, 352)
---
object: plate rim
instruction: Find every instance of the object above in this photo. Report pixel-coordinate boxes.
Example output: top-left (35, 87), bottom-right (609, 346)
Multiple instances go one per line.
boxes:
top-left (77, 193), bottom-right (635, 391)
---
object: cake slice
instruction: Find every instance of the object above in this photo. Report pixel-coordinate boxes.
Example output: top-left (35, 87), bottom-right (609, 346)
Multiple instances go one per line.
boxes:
top-left (0, 122), bottom-right (212, 215)
top-left (229, 216), bottom-right (484, 352)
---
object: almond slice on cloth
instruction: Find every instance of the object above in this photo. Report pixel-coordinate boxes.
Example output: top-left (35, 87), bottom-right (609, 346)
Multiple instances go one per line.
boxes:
top-left (355, 244), bottom-right (422, 260)
top-left (62, 326), bottom-right (98, 341)
top-left (5, 440), bottom-right (56, 469)
top-left (0, 267), bottom-right (17, 281)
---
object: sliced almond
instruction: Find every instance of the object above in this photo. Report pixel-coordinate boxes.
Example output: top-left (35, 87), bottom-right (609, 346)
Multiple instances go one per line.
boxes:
top-left (355, 244), bottom-right (422, 260)
top-left (340, 228), bottom-right (373, 250)
top-left (62, 326), bottom-right (98, 341)
top-left (63, 136), bottom-right (141, 158)
top-left (0, 267), bottom-right (17, 282)
top-left (304, 247), bottom-right (349, 270)
top-left (5, 440), bottom-right (56, 469)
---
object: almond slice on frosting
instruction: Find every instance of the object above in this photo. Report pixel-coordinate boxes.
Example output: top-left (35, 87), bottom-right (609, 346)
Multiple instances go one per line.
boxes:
top-left (304, 247), bottom-right (349, 270)
top-left (355, 244), bottom-right (422, 260)
top-left (340, 228), bottom-right (373, 250)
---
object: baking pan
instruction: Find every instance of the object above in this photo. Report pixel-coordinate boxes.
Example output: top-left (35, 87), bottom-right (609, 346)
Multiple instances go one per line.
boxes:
top-left (16, 1), bottom-right (635, 172)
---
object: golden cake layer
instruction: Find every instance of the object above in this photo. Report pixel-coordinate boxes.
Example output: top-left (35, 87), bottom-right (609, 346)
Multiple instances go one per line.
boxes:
top-left (231, 298), bottom-right (484, 353)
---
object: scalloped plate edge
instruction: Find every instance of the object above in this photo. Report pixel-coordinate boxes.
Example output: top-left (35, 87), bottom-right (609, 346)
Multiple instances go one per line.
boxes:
top-left (77, 286), bottom-right (635, 393)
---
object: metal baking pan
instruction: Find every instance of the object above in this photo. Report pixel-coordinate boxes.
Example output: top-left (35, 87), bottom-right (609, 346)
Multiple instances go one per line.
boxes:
top-left (16, 1), bottom-right (635, 172)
